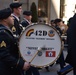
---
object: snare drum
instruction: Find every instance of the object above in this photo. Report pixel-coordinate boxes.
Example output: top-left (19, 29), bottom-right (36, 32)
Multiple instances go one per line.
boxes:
top-left (19, 23), bottom-right (62, 68)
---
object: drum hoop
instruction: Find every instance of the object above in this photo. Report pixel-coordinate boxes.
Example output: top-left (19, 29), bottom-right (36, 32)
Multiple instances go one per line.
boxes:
top-left (19, 23), bottom-right (62, 68)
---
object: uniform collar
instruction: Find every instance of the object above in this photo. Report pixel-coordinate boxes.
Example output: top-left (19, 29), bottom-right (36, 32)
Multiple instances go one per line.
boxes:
top-left (12, 13), bottom-right (20, 22)
top-left (24, 18), bottom-right (31, 24)
top-left (0, 24), bottom-right (13, 34)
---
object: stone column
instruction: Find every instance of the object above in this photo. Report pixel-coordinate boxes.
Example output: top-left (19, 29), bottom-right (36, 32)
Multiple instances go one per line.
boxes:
top-left (47, 0), bottom-right (51, 23)
top-left (50, 0), bottom-right (60, 20)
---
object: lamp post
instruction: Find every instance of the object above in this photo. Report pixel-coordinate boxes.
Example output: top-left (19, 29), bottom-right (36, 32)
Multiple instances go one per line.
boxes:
top-left (38, 8), bottom-right (41, 17)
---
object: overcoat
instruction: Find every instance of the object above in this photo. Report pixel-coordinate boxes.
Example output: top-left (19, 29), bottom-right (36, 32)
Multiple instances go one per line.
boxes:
top-left (65, 14), bottom-right (76, 67)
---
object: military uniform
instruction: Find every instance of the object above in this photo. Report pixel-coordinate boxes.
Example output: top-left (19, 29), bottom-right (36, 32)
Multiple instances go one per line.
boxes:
top-left (21, 11), bottom-right (32, 27)
top-left (0, 25), bottom-right (25, 75)
top-left (65, 14), bottom-right (76, 75)
top-left (54, 19), bottom-right (65, 69)
top-left (21, 19), bottom-right (29, 27)
top-left (21, 11), bottom-right (40, 75)
top-left (10, 2), bottom-right (23, 37)
top-left (0, 7), bottom-right (26, 75)
top-left (10, 15), bottom-right (22, 36)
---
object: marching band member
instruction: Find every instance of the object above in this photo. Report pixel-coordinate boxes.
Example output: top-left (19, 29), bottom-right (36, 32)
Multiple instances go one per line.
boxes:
top-left (54, 18), bottom-right (66, 69)
top-left (10, 2), bottom-right (23, 37)
top-left (21, 11), bottom-right (32, 28)
top-left (0, 8), bottom-right (30, 75)
top-left (65, 14), bottom-right (76, 75)
top-left (21, 10), bottom-right (40, 75)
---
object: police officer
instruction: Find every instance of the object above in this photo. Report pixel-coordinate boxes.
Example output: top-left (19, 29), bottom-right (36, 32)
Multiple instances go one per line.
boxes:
top-left (21, 11), bottom-right (40, 75)
top-left (0, 8), bottom-right (30, 75)
top-left (10, 2), bottom-right (23, 37)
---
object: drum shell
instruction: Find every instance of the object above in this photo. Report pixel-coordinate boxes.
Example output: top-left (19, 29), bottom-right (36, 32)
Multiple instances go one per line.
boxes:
top-left (19, 23), bottom-right (62, 68)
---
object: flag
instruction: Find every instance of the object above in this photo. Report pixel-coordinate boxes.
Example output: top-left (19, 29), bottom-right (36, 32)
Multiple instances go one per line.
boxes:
top-left (46, 51), bottom-right (56, 57)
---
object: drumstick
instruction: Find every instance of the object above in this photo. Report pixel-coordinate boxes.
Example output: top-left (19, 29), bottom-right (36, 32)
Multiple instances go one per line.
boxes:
top-left (30, 47), bottom-right (41, 63)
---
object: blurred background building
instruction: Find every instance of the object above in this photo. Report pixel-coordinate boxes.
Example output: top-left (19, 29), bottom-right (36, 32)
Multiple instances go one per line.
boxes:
top-left (0, 0), bottom-right (76, 24)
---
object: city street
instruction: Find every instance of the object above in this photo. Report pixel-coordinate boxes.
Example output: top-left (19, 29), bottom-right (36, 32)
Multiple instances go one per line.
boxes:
top-left (39, 47), bottom-right (73, 75)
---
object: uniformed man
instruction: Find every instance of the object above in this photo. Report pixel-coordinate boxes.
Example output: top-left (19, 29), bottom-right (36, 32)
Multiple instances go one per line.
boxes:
top-left (21, 10), bottom-right (32, 28)
top-left (65, 14), bottom-right (76, 75)
top-left (10, 2), bottom-right (23, 37)
top-left (54, 19), bottom-right (65, 69)
top-left (0, 8), bottom-right (30, 75)
top-left (21, 11), bottom-right (40, 75)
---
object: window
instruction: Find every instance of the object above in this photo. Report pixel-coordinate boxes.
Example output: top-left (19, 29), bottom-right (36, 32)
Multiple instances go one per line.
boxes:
top-left (38, 0), bottom-right (48, 17)
top-left (60, 0), bottom-right (65, 18)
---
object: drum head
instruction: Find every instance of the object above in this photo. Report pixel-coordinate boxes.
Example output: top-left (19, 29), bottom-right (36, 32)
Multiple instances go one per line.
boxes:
top-left (19, 23), bottom-right (62, 68)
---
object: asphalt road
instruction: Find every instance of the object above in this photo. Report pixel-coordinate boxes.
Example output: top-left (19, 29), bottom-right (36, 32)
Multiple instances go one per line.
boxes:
top-left (39, 47), bottom-right (73, 75)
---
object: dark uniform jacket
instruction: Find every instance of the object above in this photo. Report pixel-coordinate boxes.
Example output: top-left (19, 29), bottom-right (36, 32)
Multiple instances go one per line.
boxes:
top-left (21, 19), bottom-right (40, 75)
top-left (10, 16), bottom-right (22, 36)
top-left (21, 19), bottom-right (29, 28)
top-left (55, 25), bottom-right (63, 36)
top-left (0, 24), bottom-right (25, 75)
top-left (65, 14), bottom-right (76, 67)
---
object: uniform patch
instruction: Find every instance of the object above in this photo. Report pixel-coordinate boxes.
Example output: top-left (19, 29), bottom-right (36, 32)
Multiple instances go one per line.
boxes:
top-left (12, 26), bottom-right (16, 32)
top-left (0, 41), bottom-right (6, 47)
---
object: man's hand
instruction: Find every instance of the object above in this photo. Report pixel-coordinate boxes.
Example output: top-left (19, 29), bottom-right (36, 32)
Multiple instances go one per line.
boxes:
top-left (23, 62), bottom-right (30, 70)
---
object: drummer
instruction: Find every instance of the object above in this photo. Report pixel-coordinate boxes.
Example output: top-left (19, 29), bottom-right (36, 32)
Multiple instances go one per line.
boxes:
top-left (21, 10), bottom-right (40, 75)
top-left (21, 10), bottom-right (32, 28)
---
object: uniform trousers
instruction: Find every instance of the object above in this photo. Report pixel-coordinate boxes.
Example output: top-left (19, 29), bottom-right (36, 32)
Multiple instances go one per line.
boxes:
top-left (57, 51), bottom-right (65, 69)
top-left (73, 67), bottom-right (76, 75)
top-left (26, 66), bottom-right (40, 75)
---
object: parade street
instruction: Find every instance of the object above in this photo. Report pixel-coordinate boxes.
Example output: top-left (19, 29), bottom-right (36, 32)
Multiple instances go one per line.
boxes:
top-left (39, 47), bottom-right (73, 75)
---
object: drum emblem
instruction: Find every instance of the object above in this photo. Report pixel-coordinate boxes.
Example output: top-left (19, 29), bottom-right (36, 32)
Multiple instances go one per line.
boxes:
top-left (46, 51), bottom-right (56, 57)
top-left (27, 51), bottom-right (31, 55)
top-left (48, 30), bottom-right (55, 37)
top-left (26, 29), bottom-right (34, 36)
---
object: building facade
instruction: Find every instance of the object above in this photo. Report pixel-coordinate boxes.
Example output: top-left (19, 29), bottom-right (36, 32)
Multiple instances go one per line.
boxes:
top-left (0, 0), bottom-right (76, 24)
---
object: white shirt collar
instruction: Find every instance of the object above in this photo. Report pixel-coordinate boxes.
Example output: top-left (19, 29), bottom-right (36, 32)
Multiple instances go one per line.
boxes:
top-left (12, 13), bottom-right (20, 22)
top-left (24, 18), bottom-right (31, 24)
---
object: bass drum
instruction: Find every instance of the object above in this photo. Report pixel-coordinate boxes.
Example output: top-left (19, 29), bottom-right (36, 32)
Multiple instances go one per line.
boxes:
top-left (19, 23), bottom-right (62, 68)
